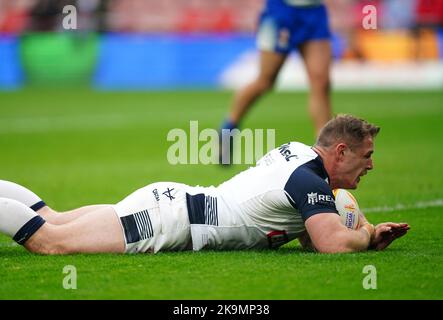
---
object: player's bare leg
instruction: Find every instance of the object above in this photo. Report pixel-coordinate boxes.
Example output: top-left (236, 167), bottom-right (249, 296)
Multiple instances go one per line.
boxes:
top-left (0, 198), bottom-right (125, 254)
top-left (219, 51), bottom-right (286, 164)
top-left (228, 50), bottom-right (287, 124)
top-left (38, 205), bottom-right (112, 225)
top-left (25, 206), bottom-right (125, 254)
top-left (299, 40), bottom-right (332, 136)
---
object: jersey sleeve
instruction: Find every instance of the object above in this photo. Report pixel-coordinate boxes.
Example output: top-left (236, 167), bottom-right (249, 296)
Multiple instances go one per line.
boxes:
top-left (284, 167), bottom-right (338, 222)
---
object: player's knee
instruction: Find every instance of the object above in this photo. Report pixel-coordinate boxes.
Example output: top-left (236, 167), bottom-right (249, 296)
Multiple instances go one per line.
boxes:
top-left (37, 207), bottom-right (60, 224)
top-left (24, 226), bottom-right (67, 255)
top-left (309, 72), bottom-right (330, 92)
top-left (41, 242), bottom-right (67, 255)
top-left (27, 239), bottom-right (66, 255)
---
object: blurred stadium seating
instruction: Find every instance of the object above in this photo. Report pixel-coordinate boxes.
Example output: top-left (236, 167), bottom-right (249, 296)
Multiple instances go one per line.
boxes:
top-left (1, 0), bottom-right (442, 89)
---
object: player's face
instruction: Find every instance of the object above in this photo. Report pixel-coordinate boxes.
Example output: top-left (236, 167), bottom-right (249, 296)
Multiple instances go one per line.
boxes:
top-left (338, 136), bottom-right (374, 189)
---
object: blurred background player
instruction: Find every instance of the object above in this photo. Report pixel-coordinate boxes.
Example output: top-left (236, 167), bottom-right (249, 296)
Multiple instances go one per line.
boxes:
top-left (218, 0), bottom-right (333, 165)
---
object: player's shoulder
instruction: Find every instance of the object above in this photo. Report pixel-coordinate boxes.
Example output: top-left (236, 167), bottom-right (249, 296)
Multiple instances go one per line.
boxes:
top-left (282, 143), bottom-right (330, 191)
top-left (283, 155), bottom-right (333, 210)
top-left (288, 162), bottom-right (329, 188)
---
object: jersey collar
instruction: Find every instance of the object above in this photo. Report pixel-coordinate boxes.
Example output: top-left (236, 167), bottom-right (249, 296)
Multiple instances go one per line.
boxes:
top-left (309, 148), bottom-right (331, 184)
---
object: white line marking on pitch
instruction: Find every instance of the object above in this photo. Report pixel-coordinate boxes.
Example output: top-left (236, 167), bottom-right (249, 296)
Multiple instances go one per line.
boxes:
top-left (362, 199), bottom-right (443, 213)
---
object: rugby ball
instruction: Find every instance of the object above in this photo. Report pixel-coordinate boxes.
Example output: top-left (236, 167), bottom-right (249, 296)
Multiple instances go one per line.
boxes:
top-left (332, 189), bottom-right (360, 230)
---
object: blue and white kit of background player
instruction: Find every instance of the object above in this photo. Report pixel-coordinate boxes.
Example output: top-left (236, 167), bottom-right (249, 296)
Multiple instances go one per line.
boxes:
top-left (113, 142), bottom-right (339, 254)
top-left (257, 0), bottom-right (331, 54)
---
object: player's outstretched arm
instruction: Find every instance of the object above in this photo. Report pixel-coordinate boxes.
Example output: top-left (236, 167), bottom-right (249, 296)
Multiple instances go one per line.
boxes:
top-left (305, 213), bottom-right (375, 253)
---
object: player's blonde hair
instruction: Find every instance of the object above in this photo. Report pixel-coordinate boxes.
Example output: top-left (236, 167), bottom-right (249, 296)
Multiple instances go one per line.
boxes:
top-left (315, 114), bottom-right (380, 150)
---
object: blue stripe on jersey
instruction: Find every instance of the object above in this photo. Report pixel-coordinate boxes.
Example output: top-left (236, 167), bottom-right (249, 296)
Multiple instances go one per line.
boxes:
top-left (186, 193), bottom-right (219, 226)
top-left (120, 210), bottom-right (154, 244)
top-left (284, 156), bottom-right (338, 222)
top-left (186, 193), bottom-right (206, 224)
top-left (133, 210), bottom-right (154, 240)
top-left (120, 214), bottom-right (139, 243)
top-left (205, 196), bottom-right (218, 226)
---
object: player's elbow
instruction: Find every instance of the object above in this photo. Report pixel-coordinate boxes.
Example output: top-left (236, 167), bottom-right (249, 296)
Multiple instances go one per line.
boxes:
top-left (24, 226), bottom-right (69, 255)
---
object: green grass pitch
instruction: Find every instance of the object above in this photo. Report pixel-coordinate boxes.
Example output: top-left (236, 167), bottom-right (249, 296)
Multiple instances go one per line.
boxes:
top-left (0, 88), bottom-right (442, 299)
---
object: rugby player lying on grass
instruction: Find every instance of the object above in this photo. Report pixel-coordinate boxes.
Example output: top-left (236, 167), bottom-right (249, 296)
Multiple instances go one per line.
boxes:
top-left (0, 115), bottom-right (409, 254)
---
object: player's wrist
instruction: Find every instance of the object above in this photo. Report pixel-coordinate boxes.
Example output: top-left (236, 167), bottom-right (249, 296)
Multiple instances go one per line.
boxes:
top-left (360, 223), bottom-right (375, 248)
top-left (357, 212), bottom-right (368, 227)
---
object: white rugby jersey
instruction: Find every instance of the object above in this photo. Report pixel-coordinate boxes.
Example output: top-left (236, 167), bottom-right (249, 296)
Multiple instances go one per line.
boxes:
top-left (185, 142), bottom-right (338, 251)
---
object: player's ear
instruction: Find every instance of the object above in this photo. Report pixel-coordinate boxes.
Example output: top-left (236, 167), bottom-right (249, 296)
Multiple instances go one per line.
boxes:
top-left (335, 143), bottom-right (348, 160)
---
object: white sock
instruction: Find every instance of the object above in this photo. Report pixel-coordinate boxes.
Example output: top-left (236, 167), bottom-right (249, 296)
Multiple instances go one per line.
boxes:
top-left (0, 180), bottom-right (46, 211)
top-left (0, 197), bottom-right (46, 245)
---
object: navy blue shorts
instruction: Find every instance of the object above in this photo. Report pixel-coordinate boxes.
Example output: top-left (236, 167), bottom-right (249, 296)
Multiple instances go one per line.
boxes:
top-left (256, 3), bottom-right (331, 54)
